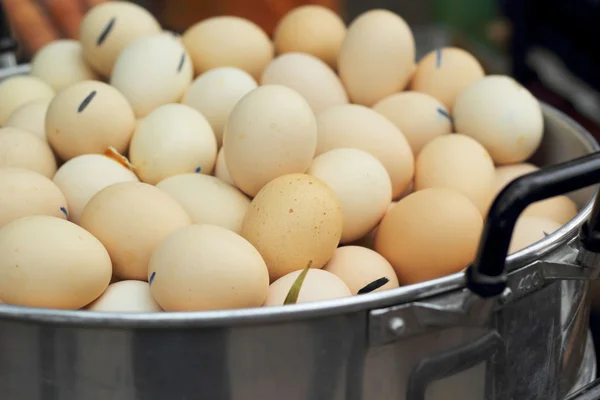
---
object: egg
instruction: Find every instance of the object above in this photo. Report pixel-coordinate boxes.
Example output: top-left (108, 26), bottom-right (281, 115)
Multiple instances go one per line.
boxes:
top-left (453, 75), bottom-right (544, 164)
top-left (375, 188), bottom-right (483, 285)
top-left (110, 34), bottom-right (193, 118)
top-left (338, 9), bottom-right (415, 106)
top-left (0, 215), bottom-right (112, 309)
top-left (242, 174), bottom-right (343, 281)
top-left (52, 154), bottom-right (139, 224)
top-left (316, 104), bottom-right (414, 199)
top-left (148, 224), bottom-right (269, 311)
top-left (182, 16), bottom-right (274, 80)
top-left (273, 5), bottom-right (346, 69)
top-left (373, 91), bottom-right (452, 155)
top-left (45, 80), bottom-right (136, 161)
top-left (30, 40), bottom-right (100, 92)
top-left (0, 127), bottom-right (57, 178)
top-left (223, 85), bottom-right (317, 197)
top-left (493, 163), bottom-right (539, 193)
top-left (307, 148), bottom-right (392, 243)
top-left (181, 67), bottom-right (258, 148)
top-left (129, 104), bottom-right (217, 184)
top-left (415, 134), bottom-right (495, 214)
top-left (263, 269), bottom-right (351, 306)
top-left (261, 53), bottom-right (348, 114)
top-left (0, 168), bottom-right (68, 229)
top-left (215, 148), bottom-right (235, 186)
top-left (410, 47), bottom-right (485, 111)
top-left (0, 76), bottom-right (55, 125)
top-left (80, 182), bottom-right (191, 280)
top-left (87, 280), bottom-right (162, 312)
top-left (509, 216), bottom-right (562, 254)
top-left (79, 1), bottom-right (162, 77)
top-left (324, 246), bottom-right (399, 295)
top-left (156, 173), bottom-right (250, 234)
top-left (5, 99), bottom-right (50, 141)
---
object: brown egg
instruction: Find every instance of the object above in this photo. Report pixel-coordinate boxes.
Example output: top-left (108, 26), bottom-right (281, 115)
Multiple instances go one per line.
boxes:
top-left (316, 104), bottom-right (414, 198)
top-left (5, 99), bottom-right (50, 141)
top-left (261, 53), bottom-right (348, 114)
top-left (273, 5), bottom-right (346, 69)
top-left (242, 174), bottom-right (343, 281)
top-left (129, 104), bottom-right (217, 184)
top-left (373, 91), bottom-right (452, 155)
top-left (223, 85), bottom-right (317, 197)
top-left (80, 182), bottom-right (191, 281)
top-left (493, 163), bottom-right (539, 194)
top-left (182, 16), bottom-right (274, 80)
top-left (375, 188), bottom-right (483, 285)
top-left (215, 148), bottom-right (235, 186)
top-left (0, 168), bottom-right (68, 229)
top-left (156, 173), bottom-right (250, 234)
top-left (79, 1), bottom-right (161, 77)
top-left (45, 80), bottom-right (136, 161)
top-left (0, 127), bottom-right (57, 178)
top-left (30, 40), bottom-right (99, 92)
top-left (307, 148), bottom-right (392, 243)
top-left (148, 224), bottom-right (269, 311)
top-left (182, 67), bottom-right (258, 148)
top-left (338, 9), bottom-right (415, 106)
top-left (415, 134), bottom-right (495, 214)
top-left (263, 268), bottom-right (351, 306)
top-left (509, 216), bottom-right (562, 254)
top-left (87, 280), bottom-right (162, 312)
top-left (410, 47), bottom-right (485, 111)
top-left (0, 76), bottom-right (54, 125)
top-left (0, 216), bottom-right (111, 309)
top-left (324, 246), bottom-right (399, 295)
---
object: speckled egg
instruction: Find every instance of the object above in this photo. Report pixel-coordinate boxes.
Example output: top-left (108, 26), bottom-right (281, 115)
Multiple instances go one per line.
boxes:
top-left (0, 127), bottom-right (57, 178)
top-left (5, 99), bottom-right (51, 141)
top-left (0, 76), bottom-right (54, 125)
top-left (87, 280), bottom-right (162, 312)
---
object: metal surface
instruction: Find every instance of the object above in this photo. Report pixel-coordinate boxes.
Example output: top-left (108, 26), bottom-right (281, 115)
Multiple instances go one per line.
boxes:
top-left (0, 65), bottom-right (598, 399)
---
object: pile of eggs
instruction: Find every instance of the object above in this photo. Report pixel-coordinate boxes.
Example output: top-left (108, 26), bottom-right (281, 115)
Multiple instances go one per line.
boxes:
top-left (0, 1), bottom-right (577, 313)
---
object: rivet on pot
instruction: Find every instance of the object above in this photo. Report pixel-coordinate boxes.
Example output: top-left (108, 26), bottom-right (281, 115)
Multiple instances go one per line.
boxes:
top-left (499, 287), bottom-right (513, 304)
top-left (388, 317), bottom-right (406, 336)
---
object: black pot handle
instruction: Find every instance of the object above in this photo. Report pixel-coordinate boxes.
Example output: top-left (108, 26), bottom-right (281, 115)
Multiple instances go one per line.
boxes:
top-left (466, 151), bottom-right (600, 298)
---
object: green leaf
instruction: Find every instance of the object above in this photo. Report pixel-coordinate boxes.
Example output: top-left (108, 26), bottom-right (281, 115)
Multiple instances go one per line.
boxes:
top-left (284, 260), bottom-right (312, 305)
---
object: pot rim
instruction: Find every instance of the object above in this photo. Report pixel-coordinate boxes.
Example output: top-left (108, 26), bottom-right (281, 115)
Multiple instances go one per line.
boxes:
top-left (0, 103), bottom-right (597, 329)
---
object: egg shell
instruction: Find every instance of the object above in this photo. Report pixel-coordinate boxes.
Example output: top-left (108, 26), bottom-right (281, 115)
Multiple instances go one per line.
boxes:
top-left (5, 99), bottom-right (50, 142)
top-left (242, 174), bottom-right (343, 281)
top-left (223, 85), bottom-right (318, 197)
top-left (0, 215), bottom-right (112, 309)
top-left (338, 9), bottom-right (415, 106)
top-left (415, 134), bottom-right (495, 214)
top-left (0, 168), bottom-right (68, 229)
top-left (493, 163), bottom-right (539, 194)
top-left (373, 91), bottom-right (452, 155)
top-left (215, 147), bottom-right (235, 186)
top-left (87, 280), bottom-right (162, 312)
top-left (273, 5), bottom-right (346, 69)
top-left (0, 76), bottom-right (55, 125)
top-left (0, 127), bottom-right (57, 178)
top-left (80, 182), bottom-right (191, 280)
top-left (509, 216), bottom-right (562, 254)
top-left (316, 104), bottom-right (414, 199)
top-left (307, 148), bottom-right (392, 243)
top-left (156, 173), bottom-right (250, 234)
top-left (52, 154), bottom-right (139, 224)
top-left (453, 75), bottom-right (544, 164)
top-left (45, 80), bottom-right (136, 161)
top-left (30, 40), bottom-right (100, 92)
top-left (148, 224), bottom-right (269, 311)
top-left (261, 53), bottom-right (348, 115)
top-left (182, 16), bottom-right (274, 80)
top-left (410, 47), bottom-right (485, 111)
top-left (263, 268), bottom-right (351, 306)
top-left (324, 246), bottom-right (399, 295)
top-left (79, 1), bottom-right (162, 77)
top-left (182, 67), bottom-right (258, 148)
top-left (375, 188), bottom-right (483, 285)
top-left (110, 34), bottom-right (193, 118)
top-left (129, 104), bottom-right (217, 184)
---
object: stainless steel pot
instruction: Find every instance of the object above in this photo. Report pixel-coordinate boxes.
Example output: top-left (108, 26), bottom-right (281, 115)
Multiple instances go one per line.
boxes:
top-left (0, 64), bottom-right (600, 400)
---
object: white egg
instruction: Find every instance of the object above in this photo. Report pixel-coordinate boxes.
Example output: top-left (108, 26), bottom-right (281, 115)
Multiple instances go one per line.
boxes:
top-left (87, 280), bottom-right (162, 312)
top-left (5, 99), bottom-right (51, 141)
top-left (0, 76), bottom-right (54, 125)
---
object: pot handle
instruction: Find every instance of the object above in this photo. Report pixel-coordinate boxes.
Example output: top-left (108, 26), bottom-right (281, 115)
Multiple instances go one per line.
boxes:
top-left (466, 151), bottom-right (600, 298)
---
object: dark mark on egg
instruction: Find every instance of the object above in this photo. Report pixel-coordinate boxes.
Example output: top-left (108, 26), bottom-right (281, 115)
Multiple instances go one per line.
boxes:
top-left (97, 17), bottom-right (117, 46)
top-left (149, 271), bottom-right (156, 287)
top-left (436, 48), bottom-right (442, 68)
top-left (358, 277), bottom-right (390, 294)
top-left (177, 52), bottom-right (186, 73)
top-left (543, 231), bottom-right (550, 237)
top-left (436, 107), bottom-right (453, 122)
top-left (195, 166), bottom-right (202, 173)
top-left (78, 91), bottom-right (97, 113)
top-left (60, 207), bottom-right (68, 219)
